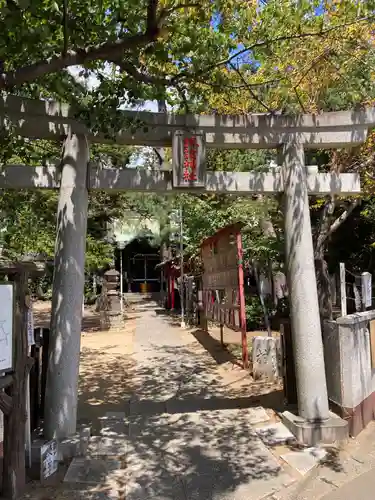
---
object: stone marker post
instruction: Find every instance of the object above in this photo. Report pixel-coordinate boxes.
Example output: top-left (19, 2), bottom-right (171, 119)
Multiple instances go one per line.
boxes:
top-left (280, 141), bottom-right (330, 422)
top-left (44, 133), bottom-right (89, 439)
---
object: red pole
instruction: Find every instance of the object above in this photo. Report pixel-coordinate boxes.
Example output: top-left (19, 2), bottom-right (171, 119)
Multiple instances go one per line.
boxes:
top-left (237, 231), bottom-right (248, 368)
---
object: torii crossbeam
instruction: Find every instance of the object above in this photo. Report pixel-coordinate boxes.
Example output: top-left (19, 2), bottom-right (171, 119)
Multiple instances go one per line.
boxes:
top-left (0, 93), bottom-right (374, 148)
top-left (0, 164), bottom-right (361, 195)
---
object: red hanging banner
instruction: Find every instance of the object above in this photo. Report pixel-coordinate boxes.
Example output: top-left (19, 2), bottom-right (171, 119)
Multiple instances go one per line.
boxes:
top-left (172, 130), bottom-right (206, 188)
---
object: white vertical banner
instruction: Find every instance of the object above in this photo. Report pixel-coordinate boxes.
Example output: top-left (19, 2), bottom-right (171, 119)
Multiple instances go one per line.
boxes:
top-left (27, 304), bottom-right (35, 346)
top-left (0, 283), bottom-right (14, 373)
top-left (26, 303), bottom-right (34, 468)
top-left (361, 272), bottom-right (372, 309)
top-left (340, 263), bottom-right (347, 317)
top-left (354, 278), bottom-right (362, 312)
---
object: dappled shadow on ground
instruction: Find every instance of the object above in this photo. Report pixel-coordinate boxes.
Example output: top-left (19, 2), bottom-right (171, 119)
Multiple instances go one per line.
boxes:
top-left (190, 328), bottom-right (243, 367)
top-left (33, 303), bottom-right (103, 332)
top-left (78, 346), bottom-right (135, 433)
top-left (154, 307), bottom-right (246, 368)
top-left (130, 334), bottom-right (283, 413)
top-left (126, 408), bottom-right (286, 500)
top-left (33, 301), bottom-right (136, 333)
top-left (154, 306), bottom-right (189, 325)
top-left (122, 301), bottom-right (291, 499)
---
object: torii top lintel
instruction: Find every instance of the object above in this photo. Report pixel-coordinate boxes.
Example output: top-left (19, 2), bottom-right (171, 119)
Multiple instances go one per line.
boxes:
top-left (1, 94), bottom-right (375, 149)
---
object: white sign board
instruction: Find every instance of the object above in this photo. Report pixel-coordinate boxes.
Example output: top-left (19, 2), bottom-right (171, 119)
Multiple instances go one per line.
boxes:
top-left (27, 306), bottom-right (34, 346)
top-left (362, 272), bottom-right (372, 308)
top-left (0, 284), bottom-right (14, 373)
top-left (41, 439), bottom-right (58, 479)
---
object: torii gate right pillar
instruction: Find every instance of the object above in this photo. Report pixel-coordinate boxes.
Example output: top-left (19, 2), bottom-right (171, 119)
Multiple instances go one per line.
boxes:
top-left (279, 140), bottom-right (347, 444)
top-left (280, 141), bottom-right (329, 420)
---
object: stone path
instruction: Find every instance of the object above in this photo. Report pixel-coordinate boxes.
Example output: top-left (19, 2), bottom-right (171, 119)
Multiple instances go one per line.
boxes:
top-left (64, 299), bottom-right (326, 499)
top-left (272, 420), bottom-right (375, 499)
top-left (320, 469), bottom-right (375, 500)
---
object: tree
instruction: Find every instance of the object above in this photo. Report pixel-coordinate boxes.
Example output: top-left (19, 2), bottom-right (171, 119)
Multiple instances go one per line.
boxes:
top-left (0, 1), bottom-right (374, 115)
top-left (0, 140), bottom-right (141, 275)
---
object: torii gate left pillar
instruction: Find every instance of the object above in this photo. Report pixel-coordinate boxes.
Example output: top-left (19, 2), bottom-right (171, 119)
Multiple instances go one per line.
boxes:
top-left (44, 133), bottom-right (89, 440)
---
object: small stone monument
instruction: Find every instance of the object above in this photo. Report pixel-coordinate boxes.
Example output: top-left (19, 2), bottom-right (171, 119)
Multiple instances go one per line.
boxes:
top-left (96, 279), bottom-right (110, 330)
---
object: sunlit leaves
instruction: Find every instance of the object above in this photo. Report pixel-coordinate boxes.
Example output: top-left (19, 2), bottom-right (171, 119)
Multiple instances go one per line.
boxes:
top-left (0, 0), bottom-right (374, 124)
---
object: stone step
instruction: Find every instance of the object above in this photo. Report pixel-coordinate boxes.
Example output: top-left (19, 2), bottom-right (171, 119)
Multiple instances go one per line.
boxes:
top-left (87, 436), bottom-right (128, 457)
top-left (63, 456), bottom-right (124, 485)
top-left (255, 422), bottom-right (297, 446)
top-left (280, 446), bottom-right (328, 476)
top-left (99, 417), bottom-right (128, 438)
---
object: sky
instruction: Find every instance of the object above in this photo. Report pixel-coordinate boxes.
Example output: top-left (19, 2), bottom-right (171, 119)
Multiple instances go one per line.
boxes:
top-left (68, 65), bottom-right (160, 112)
top-left (68, 66), bottom-right (161, 167)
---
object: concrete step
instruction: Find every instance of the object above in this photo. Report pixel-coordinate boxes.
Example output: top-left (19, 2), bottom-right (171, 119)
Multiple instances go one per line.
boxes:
top-left (256, 422), bottom-right (297, 447)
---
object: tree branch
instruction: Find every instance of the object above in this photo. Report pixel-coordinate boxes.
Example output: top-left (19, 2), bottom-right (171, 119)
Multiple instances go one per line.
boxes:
top-left (147, 0), bottom-right (159, 33)
top-left (315, 197), bottom-right (360, 256)
top-left (314, 197), bottom-right (336, 256)
top-left (0, 8), bottom-right (372, 92)
top-left (176, 83), bottom-right (190, 113)
top-left (293, 87), bottom-right (307, 113)
top-left (157, 2), bottom-right (200, 25)
top-left (229, 62), bottom-right (274, 112)
top-left (1, 36), bottom-right (156, 89)
top-left (0, 0), bottom-right (162, 89)
top-left (173, 15), bottom-right (375, 83)
top-left (112, 59), bottom-right (169, 85)
top-left (196, 77), bottom-right (281, 90)
top-left (325, 199), bottom-right (361, 240)
top-left (294, 49), bottom-right (334, 90)
top-left (0, 391), bottom-right (12, 416)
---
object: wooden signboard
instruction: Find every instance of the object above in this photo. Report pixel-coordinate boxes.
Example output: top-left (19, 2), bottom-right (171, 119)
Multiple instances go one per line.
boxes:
top-left (0, 283), bottom-right (14, 374)
top-left (200, 223), bottom-right (248, 367)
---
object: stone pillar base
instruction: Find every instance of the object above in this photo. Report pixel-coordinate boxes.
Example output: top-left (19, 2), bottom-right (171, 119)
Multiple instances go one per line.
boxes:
top-left (280, 410), bottom-right (348, 446)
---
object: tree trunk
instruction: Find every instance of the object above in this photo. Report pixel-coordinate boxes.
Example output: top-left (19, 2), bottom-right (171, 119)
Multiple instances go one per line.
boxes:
top-left (314, 254), bottom-right (333, 321)
top-left (2, 271), bottom-right (28, 500)
top-left (260, 218), bottom-right (277, 238)
top-left (313, 199), bottom-right (360, 321)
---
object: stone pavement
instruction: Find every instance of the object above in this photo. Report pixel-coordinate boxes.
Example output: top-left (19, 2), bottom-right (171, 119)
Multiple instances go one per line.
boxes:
top-left (320, 469), bottom-right (375, 500)
top-left (270, 420), bottom-right (375, 500)
top-left (64, 299), bottom-right (330, 499)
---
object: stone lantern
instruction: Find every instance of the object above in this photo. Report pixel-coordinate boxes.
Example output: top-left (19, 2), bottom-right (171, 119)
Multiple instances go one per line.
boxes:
top-left (103, 267), bottom-right (122, 326)
top-left (103, 267), bottom-right (120, 293)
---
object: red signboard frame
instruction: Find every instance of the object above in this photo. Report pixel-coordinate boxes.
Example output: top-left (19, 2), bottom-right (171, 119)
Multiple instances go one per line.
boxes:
top-left (200, 223), bottom-right (248, 367)
top-left (172, 130), bottom-right (206, 188)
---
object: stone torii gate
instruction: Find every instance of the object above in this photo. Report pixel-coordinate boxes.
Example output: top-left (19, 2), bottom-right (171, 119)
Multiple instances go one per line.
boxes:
top-left (0, 95), bottom-right (373, 444)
